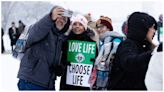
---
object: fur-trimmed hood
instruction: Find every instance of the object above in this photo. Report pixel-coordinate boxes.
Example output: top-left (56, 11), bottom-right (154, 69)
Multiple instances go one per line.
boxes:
top-left (99, 31), bottom-right (124, 42)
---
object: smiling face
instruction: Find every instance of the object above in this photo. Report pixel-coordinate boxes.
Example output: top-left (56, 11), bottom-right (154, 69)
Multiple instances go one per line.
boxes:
top-left (55, 16), bottom-right (68, 30)
top-left (72, 22), bottom-right (85, 34)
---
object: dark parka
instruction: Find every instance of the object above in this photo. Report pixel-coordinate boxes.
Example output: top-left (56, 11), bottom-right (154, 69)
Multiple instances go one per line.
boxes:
top-left (17, 8), bottom-right (70, 89)
top-left (109, 12), bottom-right (157, 90)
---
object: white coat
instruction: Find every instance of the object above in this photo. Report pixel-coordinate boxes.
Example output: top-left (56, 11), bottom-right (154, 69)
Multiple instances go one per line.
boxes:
top-left (145, 46), bottom-right (163, 90)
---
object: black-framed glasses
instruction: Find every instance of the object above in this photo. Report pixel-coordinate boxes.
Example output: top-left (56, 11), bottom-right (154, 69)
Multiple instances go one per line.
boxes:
top-left (96, 25), bottom-right (104, 29)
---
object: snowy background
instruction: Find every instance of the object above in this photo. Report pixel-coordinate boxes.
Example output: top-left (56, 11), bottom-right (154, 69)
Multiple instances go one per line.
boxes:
top-left (1, 0), bottom-right (163, 91)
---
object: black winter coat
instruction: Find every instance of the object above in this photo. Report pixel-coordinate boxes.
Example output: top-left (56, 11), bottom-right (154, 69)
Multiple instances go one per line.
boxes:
top-left (109, 12), bottom-right (157, 90)
top-left (8, 27), bottom-right (19, 46)
top-left (60, 31), bottom-right (98, 90)
top-left (109, 39), bottom-right (152, 90)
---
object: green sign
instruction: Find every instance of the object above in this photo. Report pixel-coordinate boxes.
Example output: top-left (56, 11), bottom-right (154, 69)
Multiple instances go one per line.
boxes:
top-left (67, 40), bottom-right (96, 64)
top-left (66, 40), bottom-right (96, 87)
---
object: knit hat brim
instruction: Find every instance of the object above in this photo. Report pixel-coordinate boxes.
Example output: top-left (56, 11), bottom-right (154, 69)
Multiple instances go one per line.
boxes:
top-left (71, 14), bottom-right (88, 30)
top-left (96, 17), bottom-right (113, 31)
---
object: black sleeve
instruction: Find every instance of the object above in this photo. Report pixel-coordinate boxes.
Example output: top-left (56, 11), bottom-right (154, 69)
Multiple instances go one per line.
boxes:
top-left (2, 28), bottom-right (4, 36)
top-left (16, 28), bottom-right (20, 38)
top-left (61, 40), bottom-right (69, 66)
top-left (8, 28), bottom-right (12, 39)
top-left (118, 41), bottom-right (152, 72)
top-left (157, 42), bottom-right (163, 52)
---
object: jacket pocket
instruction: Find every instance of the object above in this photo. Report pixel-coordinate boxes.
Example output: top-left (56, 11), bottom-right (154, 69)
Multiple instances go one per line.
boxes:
top-left (21, 48), bottom-right (39, 70)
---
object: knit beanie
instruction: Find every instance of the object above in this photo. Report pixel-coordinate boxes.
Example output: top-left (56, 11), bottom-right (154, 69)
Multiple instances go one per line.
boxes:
top-left (96, 16), bottom-right (113, 31)
top-left (71, 14), bottom-right (88, 30)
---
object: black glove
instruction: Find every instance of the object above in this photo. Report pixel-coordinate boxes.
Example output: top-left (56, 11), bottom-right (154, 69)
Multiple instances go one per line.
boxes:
top-left (54, 64), bottom-right (65, 77)
top-left (90, 58), bottom-right (95, 62)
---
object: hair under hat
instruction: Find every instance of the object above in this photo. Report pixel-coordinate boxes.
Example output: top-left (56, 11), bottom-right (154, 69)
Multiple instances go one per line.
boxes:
top-left (96, 16), bottom-right (113, 31)
top-left (71, 14), bottom-right (88, 30)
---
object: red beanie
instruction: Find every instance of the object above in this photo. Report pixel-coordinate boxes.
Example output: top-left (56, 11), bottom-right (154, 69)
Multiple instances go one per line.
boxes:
top-left (96, 16), bottom-right (113, 31)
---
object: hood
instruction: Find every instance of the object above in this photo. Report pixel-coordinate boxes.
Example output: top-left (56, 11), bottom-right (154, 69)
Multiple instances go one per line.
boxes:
top-left (127, 12), bottom-right (157, 42)
top-left (99, 31), bottom-right (124, 41)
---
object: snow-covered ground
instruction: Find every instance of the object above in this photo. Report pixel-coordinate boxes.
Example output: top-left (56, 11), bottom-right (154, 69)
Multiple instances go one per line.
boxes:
top-left (1, 52), bottom-right (19, 91)
top-left (0, 52), bottom-right (61, 91)
top-left (0, 35), bottom-right (61, 91)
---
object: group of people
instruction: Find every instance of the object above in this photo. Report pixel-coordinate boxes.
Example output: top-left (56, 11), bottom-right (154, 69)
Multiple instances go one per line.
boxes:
top-left (8, 20), bottom-right (25, 52)
top-left (15, 6), bottom-right (162, 90)
top-left (1, 20), bottom-right (26, 54)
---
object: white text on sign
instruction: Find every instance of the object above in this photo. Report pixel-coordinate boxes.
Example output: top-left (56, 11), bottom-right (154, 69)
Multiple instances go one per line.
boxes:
top-left (68, 41), bottom-right (95, 54)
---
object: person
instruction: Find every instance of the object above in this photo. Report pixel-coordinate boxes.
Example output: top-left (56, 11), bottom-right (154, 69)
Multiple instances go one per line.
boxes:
top-left (60, 14), bottom-right (98, 90)
top-left (157, 14), bottom-right (163, 43)
top-left (121, 15), bottom-right (129, 37)
top-left (8, 22), bottom-right (19, 51)
top-left (1, 28), bottom-right (5, 53)
top-left (18, 20), bottom-right (26, 37)
top-left (17, 6), bottom-right (70, 90)
top-left (108, 12), bottom-right (157, 90)
top-left (121, 21), bottom-right (128, 36)
top-left (145, 42), bottom-right (163, 90)
top-left (84, 13), bottom-right (97, 30)
top-left (89, 16), bottom-right (124, 90)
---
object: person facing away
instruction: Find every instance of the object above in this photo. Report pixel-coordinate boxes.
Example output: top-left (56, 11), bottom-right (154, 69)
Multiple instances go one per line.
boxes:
top-left (18, 20), bottom-right (26, 37)
top-left (108, 12), bottom-right (157, 90)
top-left (145, 42), bottom-right (163, 90)
top-left (59, 14), bottom-right (98, 90)
top-left (8, 22), bottom-right (19, 51)
top-left (17, 6), bottom-right (70, 90)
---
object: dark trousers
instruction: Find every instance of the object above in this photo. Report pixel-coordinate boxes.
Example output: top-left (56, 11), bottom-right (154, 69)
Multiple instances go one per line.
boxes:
top-left (17, 79), bottom-right (55, 90)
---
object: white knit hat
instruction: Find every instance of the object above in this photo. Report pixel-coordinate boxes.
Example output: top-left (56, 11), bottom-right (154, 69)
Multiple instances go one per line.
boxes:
top-left (71, 14), bottom-right (88, 30)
